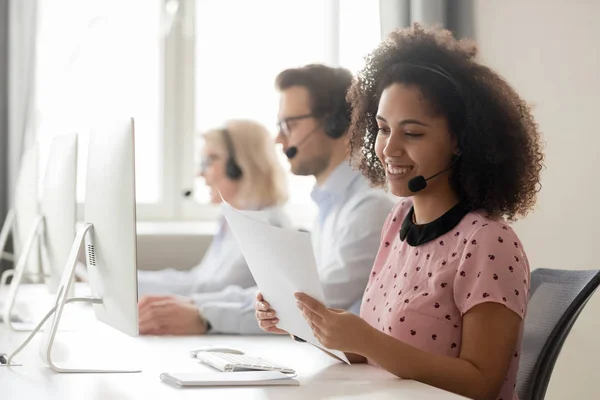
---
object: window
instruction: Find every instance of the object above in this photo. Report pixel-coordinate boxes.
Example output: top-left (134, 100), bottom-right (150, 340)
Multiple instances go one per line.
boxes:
top-left (32, 0), bottom-right (380, 222)
top-left (186, 0), bottom-right (381, 224)
top-left (34, 0), bottom-right (164, 211)
top-left (189, 0), bottom-right (330, 216)
top-left (339, 0), bottom-right (382, 74)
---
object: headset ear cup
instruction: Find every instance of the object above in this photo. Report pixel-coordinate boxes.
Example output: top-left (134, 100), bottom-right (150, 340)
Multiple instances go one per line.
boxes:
top-left (324, 116), bottom-right (336, 138)
top-left (226, 158), bottom-right (243, 180)
top-left (324, 114), bottom-right (344, 139)
top-left (327, 114), bottom-right (349, 139)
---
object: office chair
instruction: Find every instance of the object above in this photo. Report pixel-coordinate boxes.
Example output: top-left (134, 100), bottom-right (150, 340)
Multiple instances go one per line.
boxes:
top-left (516, 268), bottom-right (600, 400)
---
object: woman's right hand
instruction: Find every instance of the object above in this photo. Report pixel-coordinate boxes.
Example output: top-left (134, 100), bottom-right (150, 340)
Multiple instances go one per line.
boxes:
top-left (255, 292), bottom-right (288, 334)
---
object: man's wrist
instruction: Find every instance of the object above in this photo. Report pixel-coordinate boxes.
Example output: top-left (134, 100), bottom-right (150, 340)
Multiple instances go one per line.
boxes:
top-left (198, 308), bottom-right (211, 333)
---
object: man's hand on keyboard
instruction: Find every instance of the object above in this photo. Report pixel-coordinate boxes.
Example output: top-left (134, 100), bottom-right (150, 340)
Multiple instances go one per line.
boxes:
top-left (138, 295), bottom-right (208, 336)
top-left (255, 292), bottom-right (288, 334)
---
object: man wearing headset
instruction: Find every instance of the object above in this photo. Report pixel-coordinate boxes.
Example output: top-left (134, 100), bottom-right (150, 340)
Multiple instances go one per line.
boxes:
top-left (180, 64), bottom-right (394, 335)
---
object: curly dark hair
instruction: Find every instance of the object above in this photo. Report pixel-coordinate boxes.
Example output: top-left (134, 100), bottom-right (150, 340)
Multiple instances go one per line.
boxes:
top-left (347, 23), bottom-right (544, 221)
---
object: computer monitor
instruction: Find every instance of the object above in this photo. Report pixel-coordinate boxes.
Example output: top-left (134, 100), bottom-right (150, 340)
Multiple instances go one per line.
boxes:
top-left (1, 134), bottom-right (78, 331)
top-left (13, 145), bottom-right (41, 278)
top-left (39, 118), bottom-right (140, 373)
top-left (40, 134), bottom-right (78, 294)
top-left (0, 144), bottom-right (43, 328)
top-left (0, 145), bottom-right (40, 286)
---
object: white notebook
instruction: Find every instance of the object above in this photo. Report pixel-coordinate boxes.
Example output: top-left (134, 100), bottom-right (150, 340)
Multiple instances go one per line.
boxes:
top-left (159, 371), bottom-right (299, 387)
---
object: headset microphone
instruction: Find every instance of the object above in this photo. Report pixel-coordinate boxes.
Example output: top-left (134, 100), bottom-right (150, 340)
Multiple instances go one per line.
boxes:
top-left (407, 175), bottom-right (428, 193)
top-left (284, 129), bottom-right (319, 159)
top-left (284, 146), bottom-right (298, 159)
top-left (407, 156), bottom-right (460, 193)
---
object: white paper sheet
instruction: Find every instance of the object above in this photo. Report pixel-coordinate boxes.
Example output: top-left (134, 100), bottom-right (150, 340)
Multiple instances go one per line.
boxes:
top-left (221, 200), bottom-right (350, 364)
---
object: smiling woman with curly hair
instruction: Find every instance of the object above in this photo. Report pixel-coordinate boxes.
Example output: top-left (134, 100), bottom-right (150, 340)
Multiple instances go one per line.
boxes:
top-left (348, 26), bottom-right (543, 221)
top-left (286, 24), bottom-right (545, 400)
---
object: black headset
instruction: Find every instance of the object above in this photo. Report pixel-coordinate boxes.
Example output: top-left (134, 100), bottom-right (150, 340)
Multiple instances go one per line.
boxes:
top-left (322, 70), bottom-right (352, 139)
top-left (220, 128), bottom-right (243, 180)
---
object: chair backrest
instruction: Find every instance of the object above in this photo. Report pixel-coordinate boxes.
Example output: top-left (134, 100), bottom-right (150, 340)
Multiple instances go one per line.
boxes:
top-left (517, 268), bottom-right (600, 400)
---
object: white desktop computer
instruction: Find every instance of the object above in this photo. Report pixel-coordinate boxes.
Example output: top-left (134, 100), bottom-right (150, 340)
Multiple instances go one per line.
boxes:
top-left (12, 145), bottom-right (41, 278)
top-left (0, 145), bottom-right (40, 289)
top-left (1, 134), bottom-right (78, 331)
top-left (36, 118), bottom-right (140, 373)
top-left (40, 135), bottom-right (78, 294)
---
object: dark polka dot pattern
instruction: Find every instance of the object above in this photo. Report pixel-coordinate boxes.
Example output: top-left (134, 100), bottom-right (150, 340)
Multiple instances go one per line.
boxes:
top-left (360, 201), bottom-right (529, 400)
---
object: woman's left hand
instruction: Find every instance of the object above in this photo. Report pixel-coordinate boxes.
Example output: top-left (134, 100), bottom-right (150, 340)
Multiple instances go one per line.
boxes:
top-left (295, 292), bottom-right (373, 354)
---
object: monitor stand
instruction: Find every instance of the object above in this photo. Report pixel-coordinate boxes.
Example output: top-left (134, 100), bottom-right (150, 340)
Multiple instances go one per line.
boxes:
top-left (37, 223), bottom-right (142, 373)
top-left (1, 216), bottom-right (70, 332)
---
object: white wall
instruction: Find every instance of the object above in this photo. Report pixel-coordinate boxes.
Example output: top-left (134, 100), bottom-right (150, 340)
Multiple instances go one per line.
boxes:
top-left (469, 1), bottom-right (600, 398)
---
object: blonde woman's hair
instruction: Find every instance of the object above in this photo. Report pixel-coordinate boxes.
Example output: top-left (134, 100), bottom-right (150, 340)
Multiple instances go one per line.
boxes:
top-left (201, 119), bottom-right (288, 208)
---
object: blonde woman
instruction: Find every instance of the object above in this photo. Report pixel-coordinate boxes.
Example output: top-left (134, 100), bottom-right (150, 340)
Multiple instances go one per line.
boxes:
top-left (137, 119), bottom-right (290, 335)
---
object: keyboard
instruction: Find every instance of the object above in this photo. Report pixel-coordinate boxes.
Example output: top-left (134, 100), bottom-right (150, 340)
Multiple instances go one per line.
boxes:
top-left (194, 351), bottom-right (295, 374)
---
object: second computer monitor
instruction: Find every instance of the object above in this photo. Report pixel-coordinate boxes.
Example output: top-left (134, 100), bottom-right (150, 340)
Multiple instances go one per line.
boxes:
top-left (40, 134), bottom-right (78, 293)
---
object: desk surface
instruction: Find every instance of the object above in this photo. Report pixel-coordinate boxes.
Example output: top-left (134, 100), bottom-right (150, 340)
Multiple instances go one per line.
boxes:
top-left (0, 285), bottom-right (466, 400)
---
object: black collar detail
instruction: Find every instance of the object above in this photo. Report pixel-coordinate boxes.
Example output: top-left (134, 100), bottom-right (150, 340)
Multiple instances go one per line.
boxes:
top-left (399, 203), bottom-right (470, 247)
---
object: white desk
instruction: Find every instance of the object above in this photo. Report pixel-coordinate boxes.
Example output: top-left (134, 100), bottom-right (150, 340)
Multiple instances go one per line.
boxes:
top-left (0, 285), bottom-right (466, 400)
